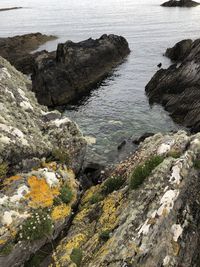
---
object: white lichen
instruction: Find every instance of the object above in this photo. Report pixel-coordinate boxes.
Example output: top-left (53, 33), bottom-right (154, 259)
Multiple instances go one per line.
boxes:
top-left (10, 185), bottom-right (30, 203)
top-left (42, 170), bottom-right (59, 187)
top-left (171, 224), bottom-right (183, 242)
top-left (53, 118), bottom-right (71, 127)
top-left (157, 190), bottom-right (179, 216)
top-left (169, 164), bottom-right (182, 185)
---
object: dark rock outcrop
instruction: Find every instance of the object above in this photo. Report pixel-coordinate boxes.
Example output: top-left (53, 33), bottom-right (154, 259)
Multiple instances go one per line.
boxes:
top-left (0, 33), bottom-right (56, 74)
top-left (161, 0), bottom-right (200, 7)
top-left (145, 38), bottom-right (200, 132)
top-left (31, 34), bottom-right (130, 107)
top-left (165, 39), bottom-right (193, 61)
top-left (0, 7), bottom-right (22, 12)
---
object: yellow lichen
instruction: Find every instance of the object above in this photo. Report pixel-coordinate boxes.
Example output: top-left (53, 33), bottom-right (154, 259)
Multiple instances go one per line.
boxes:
top-left (0, 239), bottom-right (6, 245)
top-left (81, 185), bottom-right (101, 205)
top-left (99, 192), bottom-right (123, 231)
top-left (41, 162), bottom-right (57, 171)
top-left (26, 176), bottom-right (59, 208)
top-left (51, 204), bottom-right (71, 221)
top-left (3, 175), bottom-right (21, 186)
top-left (74, 207), bottom-right (90, 222)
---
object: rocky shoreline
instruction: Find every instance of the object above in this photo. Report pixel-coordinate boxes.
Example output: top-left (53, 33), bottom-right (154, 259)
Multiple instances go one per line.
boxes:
top-left (145, 38), bottom-right (200, 133)
top-left (0, 33), bottom-right (57, 74)
top-left (161, 0), bottom-right (200, 7)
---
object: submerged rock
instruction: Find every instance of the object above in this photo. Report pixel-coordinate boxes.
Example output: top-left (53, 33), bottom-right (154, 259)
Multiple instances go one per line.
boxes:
top-left (0, 56), bottom-right (86, 174)
top-left (0, 33), bottom-right (56, 74)
top-left (31, 34), bottom-right (130, 107)
top-left (161, 0), bottom-right (200, 7)
top-left (51, 130), bottom-right (200, 267)
top-left (145, 38), bottom-right (200, 132)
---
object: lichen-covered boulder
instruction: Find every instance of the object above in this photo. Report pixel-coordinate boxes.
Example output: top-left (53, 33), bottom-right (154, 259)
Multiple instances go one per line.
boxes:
top-left (52, 131), bottom-right (200, 267)
top-left (0, 56), bottom-right (86, 174)
top-left (0, 162), bottom-right (79, 267)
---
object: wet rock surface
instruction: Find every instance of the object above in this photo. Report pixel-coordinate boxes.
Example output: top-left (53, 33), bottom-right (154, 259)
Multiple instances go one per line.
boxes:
top-left (161, 0), bottom-right (200, 7)
top-left (0, 33), bottom-right (56, 74)
top-left (31, 34), bottom-right (130, 107)
top-left (145, 38), bottom-right (200, 132)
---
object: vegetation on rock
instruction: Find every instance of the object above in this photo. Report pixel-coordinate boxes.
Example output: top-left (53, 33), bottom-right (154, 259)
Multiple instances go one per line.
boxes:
top-left (70, 248), bottom-right (83, 267)
top-left (102, 176), bottom-right (125, 195)
top-left (130, 155), bottom-right (164, 189)
top-left (0, 163), bottom-right (8, 180)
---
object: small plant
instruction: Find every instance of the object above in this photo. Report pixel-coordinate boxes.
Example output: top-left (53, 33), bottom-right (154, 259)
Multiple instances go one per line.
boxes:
top-left (99, 230), bottom-right (111, 241)
top-left (0, 242), bottom-right (13, 255)
top-left (194, 159), bottom-right (200, 169)
top-left (24, 254), bottom-right (44, 267)
top-left (70, 248), bottom-right (83, 267)
top-left (0, 162), bottom-right (8, 180)
top-left (102, 176), bottom-right (125, 195)
top-left (59, 186), bottom-right (73, 204)
top-left (51, 149), bottom-right (71, 164)
top-left (167, 151), bottom-right (181, 159)
top-left (89, 193), bottom-right (103, 204)
top-left (130, 155), bottom-right (164, 190)
top-left (17, 210), bottom-right (53, 241)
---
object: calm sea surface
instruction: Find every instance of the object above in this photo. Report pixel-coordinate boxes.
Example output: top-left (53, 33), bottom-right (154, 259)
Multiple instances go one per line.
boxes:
top-left (1, 0), bottom-right (200, 164)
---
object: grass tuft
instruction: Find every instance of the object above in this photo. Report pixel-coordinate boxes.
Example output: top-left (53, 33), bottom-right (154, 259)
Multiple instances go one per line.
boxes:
top-left (99, 230), bottom-right (111, 241)
top-left (70, 248), bottom-right (83, 267)
top-left (130, 155), bottom-right (164, 190)
top-left (102, 176), bottom-right (125, 195)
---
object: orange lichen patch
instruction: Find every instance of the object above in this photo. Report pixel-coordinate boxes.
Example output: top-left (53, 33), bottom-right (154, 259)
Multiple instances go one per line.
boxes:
top-left (3, 175), bottom-right (21, 186)
top-left (26, 176), bottom-right (59, 208)
top-left (51, 204), bottom-right (71, 221)
top-left (41, 162), bottom-right (57, 171)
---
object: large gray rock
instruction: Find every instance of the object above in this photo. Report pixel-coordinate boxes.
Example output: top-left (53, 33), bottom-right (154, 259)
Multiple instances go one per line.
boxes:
top-left (145, 38), bottom-right (200, 132)
top-left (161, 0), bottom-right (200, 7)
top-left (0, 56), bottom-right (86, 174)
top-left (31, 34), bottom-right (130, 107)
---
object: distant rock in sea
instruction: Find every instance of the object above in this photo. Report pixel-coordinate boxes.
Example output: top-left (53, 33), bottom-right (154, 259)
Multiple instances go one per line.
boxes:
top-left (161, 0), bottom-right (200, 7)
top-left (0, 7), bottom-right (23, 12)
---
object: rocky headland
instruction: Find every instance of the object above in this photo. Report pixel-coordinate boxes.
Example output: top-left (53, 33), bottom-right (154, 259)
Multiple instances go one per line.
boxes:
top-left (0, 7), bottom-right (22, 12)
top-left (145, 38), bottom-right (200, 133)
top-left (0, 55), bottom-right (200, 267)
top-left (161, 0), bottom-right (200, 7)
top-left (31, 34), bottom-right (130, 107)
top-left (0, 33), bottom-right (57, 74)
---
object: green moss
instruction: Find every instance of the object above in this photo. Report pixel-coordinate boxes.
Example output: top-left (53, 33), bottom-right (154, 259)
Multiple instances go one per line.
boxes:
top-left (24, 254), bottom-right (44, 267)
top-left (0, 242), bottom-right (13, 255)
top-left (0, 162), bottom-right (8, 180)
top-left (130, 155), bottom-right (164, 190)
top-left (99, 230), bottom-right (111, 241)
top-left (89, 193), bottom-right (103, 204)
top-left (50, 149), bottom-right (71, 164)
top-left (194, 159), bottom-right (200, 169)
top-left (102, 176), bottom-right (125, 195)
top-left (59, 186), bottom-right (73, 204)
top-left (70, 248), bottom-right (83, 267)
top-left (17, 210), bottom-right (53, 241)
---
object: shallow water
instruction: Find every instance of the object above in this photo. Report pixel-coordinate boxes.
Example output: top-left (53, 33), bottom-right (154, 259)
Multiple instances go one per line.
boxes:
top-left (1, 0), bottom-right (200, 164)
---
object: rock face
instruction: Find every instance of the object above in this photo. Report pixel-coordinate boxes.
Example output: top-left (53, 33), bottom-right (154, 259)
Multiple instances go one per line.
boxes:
top-left (165, 39), bottom-right (193, 61)
top-left (0, 33), bottom-right (56, 74)
top-left (145, 38), bottom-right (200, 132)
top-left (51, 130), bottom-right (200, 267)
top-left (0, 56), bottom-right (86, 174)
top-left (161, 0), bottom-right (200, 7)
top-left (31, 34), bottom-right (130, 107)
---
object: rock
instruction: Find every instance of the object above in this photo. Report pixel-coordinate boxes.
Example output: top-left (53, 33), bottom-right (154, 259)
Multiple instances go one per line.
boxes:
top-left (165, 39), bottom-right (193, 61)
top-left (0, 56), bottom-right (87, 174)
top-left (161, 0), bottom-right (200, 7)
top-left (117, 140), bottom-right (127, 150)
top-left (0, 7), bottom-right (22, 12)
top-left (145, 38), bottom-right (200, 131)
top-left (157, 62), bottom-right (162, 68)
top-left (0, 33), bottom-right (57, 74)
top-left (132, 132), bottom-right (154, 145)
top-left (51, 130), bottom-right (200, 267)
top-left (31, 34), bottom-right (130, 107)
